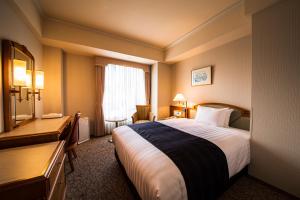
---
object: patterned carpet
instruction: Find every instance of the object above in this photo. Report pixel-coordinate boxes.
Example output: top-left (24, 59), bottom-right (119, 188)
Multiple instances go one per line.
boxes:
top-left (65, 136), bottom-right (297, 200)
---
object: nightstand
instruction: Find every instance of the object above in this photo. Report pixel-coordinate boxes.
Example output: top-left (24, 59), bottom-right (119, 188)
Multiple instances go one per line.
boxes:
top-left (170, 105), bottom-right (190, 118)
top-left (164, 116), bottom-right (177, 120)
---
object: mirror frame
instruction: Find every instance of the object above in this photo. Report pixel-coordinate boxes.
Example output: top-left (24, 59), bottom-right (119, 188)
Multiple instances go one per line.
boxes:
top-left (2, 40), bottom-right (36, 132)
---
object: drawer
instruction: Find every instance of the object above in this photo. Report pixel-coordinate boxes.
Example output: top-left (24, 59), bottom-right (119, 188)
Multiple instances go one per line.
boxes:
top-left (48, 149), bottom-right (65, 191)
top-left (49, 162), bottom-right (66, 200)
top-left (0, 141), bottom-right (66, 200)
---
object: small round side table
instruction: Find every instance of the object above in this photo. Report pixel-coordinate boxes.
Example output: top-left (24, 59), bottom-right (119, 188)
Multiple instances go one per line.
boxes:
top-left (105, 118), bottom-right (127, 143)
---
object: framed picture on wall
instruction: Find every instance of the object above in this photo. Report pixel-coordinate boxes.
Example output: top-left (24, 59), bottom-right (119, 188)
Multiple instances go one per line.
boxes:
top-left (191, 66), bottom-right (212, 86)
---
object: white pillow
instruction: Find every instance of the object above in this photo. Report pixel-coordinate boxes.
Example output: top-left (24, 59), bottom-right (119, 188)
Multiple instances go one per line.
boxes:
top-left (223, 109), bottom-right (234, 127)
top-left (217, 108), bottom-right (228, 127)
top-left (195, 106), bottom-right (227, 127)
top-left (195, 106), bottom-right (233, 127)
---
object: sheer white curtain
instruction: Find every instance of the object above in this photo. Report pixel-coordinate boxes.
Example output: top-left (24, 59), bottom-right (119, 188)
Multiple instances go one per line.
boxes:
top-left (103, 64), bottom-right (146, 133)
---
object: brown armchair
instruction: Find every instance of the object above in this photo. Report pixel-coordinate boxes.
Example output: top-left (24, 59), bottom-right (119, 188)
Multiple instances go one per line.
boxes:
top-left (132, 105), bottom-right (156, 124)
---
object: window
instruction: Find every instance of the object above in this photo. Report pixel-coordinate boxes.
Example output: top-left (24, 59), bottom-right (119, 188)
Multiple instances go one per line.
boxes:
top-left (103, 64), bottom-right (146, 132)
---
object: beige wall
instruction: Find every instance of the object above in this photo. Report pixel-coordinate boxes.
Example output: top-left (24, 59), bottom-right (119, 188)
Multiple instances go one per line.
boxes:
top-left (64, 53), bottom-right (96, 134)
top-left (11, 0), bottom-right (42, 37)
top-left (0, 0), bottom-right (43, 132)
top-left (157, 63), bottom-right (172, 119)
top-left (250, 0), bottom-right (300, 197)
top-left (172, 36), bottom-right (252, 110)
top-left (151, 63), bottom-right (158, 117)
top-left (151, 62), bottom-right (172, 119)
top-left (43, 45), bottom-right (63, 114)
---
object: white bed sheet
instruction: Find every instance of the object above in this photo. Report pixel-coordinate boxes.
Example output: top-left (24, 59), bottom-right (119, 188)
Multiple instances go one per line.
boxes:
top-left (112, 118), bottom-right (250, 200)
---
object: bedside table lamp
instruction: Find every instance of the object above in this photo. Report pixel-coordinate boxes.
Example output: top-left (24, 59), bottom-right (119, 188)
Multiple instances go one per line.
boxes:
top-left (173, 93), bottom-right (188, 118)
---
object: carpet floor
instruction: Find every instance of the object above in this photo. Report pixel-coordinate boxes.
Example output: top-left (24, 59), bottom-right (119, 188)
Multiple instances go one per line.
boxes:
top-left (65, 136), bottom-right (297, 200)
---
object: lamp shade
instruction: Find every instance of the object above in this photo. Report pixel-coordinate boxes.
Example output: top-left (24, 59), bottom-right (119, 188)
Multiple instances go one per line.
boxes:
top-left (13, 59), bottom-right (27, 86)
top-left (25, 70), bottom-right (32, 88)
top-left (173, 93), bottom-right (186, 102)
top-left (35, 70), bottom-right (44, 89)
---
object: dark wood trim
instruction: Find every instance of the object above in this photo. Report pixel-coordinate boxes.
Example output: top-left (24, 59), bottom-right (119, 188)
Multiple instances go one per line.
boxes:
top-left (0, 134), bottom-right (58, 150)
top-left (9, 40), bottom-right (34, 60)
top-left (1, 40), bottom-right (35, 132)
top-left (2, 40), bottom-right (13, 132)
top-left (0, 116), bottom-right (71, 149)
top-left (170, 103), bottom-right (250, 119)
top-left (45, 141), bottom-right (65, 178)
top-left (57, 117), bottom-right (72, 134)
top-left (0, 175), bottom-right (47, 200)
top-left (194, 103), bottom-right (250, 118)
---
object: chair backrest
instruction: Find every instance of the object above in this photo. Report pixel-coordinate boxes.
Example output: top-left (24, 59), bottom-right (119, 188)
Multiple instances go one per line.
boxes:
top-left (136, 105), bottom-right (151, 120)
top-left (66, 112), bottom-right (81, 146)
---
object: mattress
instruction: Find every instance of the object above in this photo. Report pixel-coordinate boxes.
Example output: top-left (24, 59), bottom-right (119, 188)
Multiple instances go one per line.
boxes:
top-left (112, 118), bottom-right (250, 200)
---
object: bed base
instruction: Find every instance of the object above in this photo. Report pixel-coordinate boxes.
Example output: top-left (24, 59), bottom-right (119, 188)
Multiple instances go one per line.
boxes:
top-left (114, 149), bottom-right (248, 200)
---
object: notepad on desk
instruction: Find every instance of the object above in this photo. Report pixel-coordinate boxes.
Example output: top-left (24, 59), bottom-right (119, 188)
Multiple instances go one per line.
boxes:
top-left (42, 113), bottom-right (63, 119)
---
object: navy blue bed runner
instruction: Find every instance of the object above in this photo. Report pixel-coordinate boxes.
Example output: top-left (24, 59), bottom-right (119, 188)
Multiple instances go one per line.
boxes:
top-left (128, 121), bottom-right (229, 200)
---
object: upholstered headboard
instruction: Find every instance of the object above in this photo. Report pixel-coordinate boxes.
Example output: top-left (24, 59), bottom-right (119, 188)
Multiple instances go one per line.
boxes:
top-left (190, 103), bottom-right (251, 131)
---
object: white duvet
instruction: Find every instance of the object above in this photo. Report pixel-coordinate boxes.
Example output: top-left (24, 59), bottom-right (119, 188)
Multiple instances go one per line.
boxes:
top-left (112, 118), bottom-right (250, 200)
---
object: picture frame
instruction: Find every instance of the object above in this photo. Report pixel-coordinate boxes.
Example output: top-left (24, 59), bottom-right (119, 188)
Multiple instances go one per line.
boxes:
top-left (191, 66), bottom-right (212, 86)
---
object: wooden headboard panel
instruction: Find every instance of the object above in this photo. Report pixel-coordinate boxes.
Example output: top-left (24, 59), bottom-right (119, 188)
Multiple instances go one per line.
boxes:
top-left (193, 103), bottom-right (250, 117)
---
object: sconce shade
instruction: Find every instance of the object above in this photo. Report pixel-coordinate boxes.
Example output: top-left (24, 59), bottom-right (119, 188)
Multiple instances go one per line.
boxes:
top-left (25, 70), bottom-right (32, 88)
top-left (173, 93), bottom-right (186, 102)
top-left (35, 70), bottom-right (44, 89)
top-left (13, 59), bottom-right (27, 86)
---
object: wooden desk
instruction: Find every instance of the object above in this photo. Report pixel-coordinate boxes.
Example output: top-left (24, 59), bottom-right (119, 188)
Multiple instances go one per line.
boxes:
top-left (0, 116), bottom-right (71, 149)
top-left (0, 141), bottom-right (66, 200)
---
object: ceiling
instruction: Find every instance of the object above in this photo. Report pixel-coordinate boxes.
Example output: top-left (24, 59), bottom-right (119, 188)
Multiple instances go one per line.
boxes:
top-left (42, 38), bottom-right (157, 64)
top-left (37, 0), bottom-right (240, 48)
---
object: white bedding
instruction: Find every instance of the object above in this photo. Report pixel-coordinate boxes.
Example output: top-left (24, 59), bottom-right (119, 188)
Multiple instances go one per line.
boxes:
top-left (112, 118), bottom-right (250, 200)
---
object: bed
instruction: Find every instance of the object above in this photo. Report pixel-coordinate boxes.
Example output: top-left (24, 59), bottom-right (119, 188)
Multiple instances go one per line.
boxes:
top-left (112, 103), bottom-right (251, 200)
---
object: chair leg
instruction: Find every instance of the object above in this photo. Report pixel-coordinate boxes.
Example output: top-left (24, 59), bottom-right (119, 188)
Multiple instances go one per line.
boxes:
top-left (68, 151), bottom-right (74, 172)
top-left (72, 149), bottom-right (77, 159)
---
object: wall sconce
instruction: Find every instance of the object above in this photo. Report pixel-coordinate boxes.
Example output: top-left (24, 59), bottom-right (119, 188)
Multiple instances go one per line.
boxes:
top-left (35, 70), bottom-right (44, 90)
top-left (33, 70), bottom-right (44, 101)
top-left (11, 59), bottom-right (27, 102)
top-left (26, 70), bottom-right (44, 101)
top-left (25, 70), bottom-right (32, 87)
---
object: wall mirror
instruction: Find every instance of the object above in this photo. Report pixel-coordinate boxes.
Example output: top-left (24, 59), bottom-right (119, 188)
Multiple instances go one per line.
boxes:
top-left (2, 40), bottom-right (35, 132)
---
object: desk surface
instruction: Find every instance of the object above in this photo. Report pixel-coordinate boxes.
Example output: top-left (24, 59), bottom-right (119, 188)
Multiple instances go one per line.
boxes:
top-left (0, 141), bottom-right (63, 185)
top-left (0, 116), bottom-right (71, 141)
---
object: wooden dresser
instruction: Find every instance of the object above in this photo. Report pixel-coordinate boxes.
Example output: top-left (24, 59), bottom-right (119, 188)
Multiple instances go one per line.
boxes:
top-left (0, 116), bottom-right (71, 149)
top-left (0, 141), bottom-right (66, 200)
